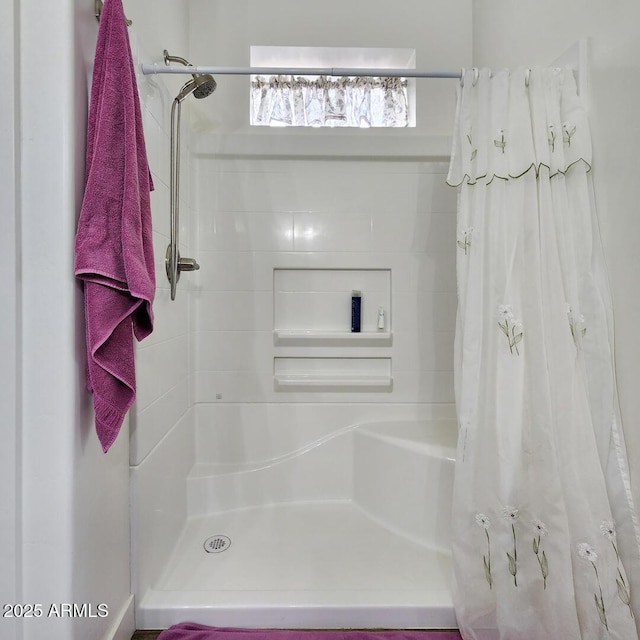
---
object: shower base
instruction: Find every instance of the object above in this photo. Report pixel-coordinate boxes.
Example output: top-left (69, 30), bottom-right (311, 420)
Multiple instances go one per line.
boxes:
top-left (137, 501), bottom-right (454, 630)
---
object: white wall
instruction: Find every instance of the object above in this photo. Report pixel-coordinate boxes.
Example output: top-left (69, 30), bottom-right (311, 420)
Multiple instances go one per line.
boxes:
top-left (7, 1), bottom-right (140, 639)
top-left (188, 0), bottom-right (471, 138)
top-left (473, 0), bottom-right (640, 577)
top-left (1, 0), bottom-right (196, 634)
top-left (0, 0), bottom-right (20, 638)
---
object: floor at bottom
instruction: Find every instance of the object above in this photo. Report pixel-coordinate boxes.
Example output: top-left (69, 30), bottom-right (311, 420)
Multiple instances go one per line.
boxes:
top-left (138, 502), bottom-right (455, 630)
top-left (130, 631), bottom-right (461, 640)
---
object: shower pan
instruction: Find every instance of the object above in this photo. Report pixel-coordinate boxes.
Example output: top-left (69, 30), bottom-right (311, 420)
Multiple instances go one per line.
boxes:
top-left (133, 417), bottom-right (458, 629)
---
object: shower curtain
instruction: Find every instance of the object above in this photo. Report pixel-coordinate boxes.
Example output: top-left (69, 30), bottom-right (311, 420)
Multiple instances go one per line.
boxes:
top-left (447, 67), bottom-right (640, 640)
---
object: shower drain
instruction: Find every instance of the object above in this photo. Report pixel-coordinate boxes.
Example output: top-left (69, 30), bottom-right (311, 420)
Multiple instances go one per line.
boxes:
top-left (203, 535), bottom-right (231, 554)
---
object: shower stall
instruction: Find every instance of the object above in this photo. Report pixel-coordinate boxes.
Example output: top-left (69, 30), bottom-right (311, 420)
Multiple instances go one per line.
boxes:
top-left (130, 97), bottom-right (460, 627)
top-left (129, 0), bottom-right (464, 630)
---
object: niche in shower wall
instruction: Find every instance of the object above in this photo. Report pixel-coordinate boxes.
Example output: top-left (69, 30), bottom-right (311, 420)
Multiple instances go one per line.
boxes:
top-left (273, 268), bottom-right (392, 389)
top-left (273, 268), bottom-right (392, 343)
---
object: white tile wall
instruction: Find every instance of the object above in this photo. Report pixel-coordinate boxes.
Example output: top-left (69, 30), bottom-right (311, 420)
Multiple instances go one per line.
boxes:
top-left (194, 331), bottom-right (273, 372)
top-left (130, 409), bottom-right (195, 595)
top-left (195, 403), bottom-right (456, 465)
top-left (192, 291), bottom-right (274, 332)
top-left (188, 431), bottom-right (354, 515)
top-left (191, 156), bottom-right (458, 462)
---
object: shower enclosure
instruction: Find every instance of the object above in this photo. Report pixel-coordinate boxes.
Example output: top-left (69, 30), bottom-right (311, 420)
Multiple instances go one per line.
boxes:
top-left (130, 144), bottom-right (460, 628)
top-left (128, 0), bottom-right (469, 630)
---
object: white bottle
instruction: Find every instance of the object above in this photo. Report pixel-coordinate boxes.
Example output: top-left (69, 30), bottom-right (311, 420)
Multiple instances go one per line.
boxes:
top-left (377, 307), bottom-right (385, 330)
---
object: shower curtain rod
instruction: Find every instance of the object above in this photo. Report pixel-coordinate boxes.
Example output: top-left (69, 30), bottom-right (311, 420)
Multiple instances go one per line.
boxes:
top-left (140, 63), bottom-right (462, 79)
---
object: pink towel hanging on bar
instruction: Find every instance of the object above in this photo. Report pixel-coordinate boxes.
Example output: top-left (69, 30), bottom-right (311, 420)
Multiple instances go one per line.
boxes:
top-left (74, 0), bottom-right (155, 452)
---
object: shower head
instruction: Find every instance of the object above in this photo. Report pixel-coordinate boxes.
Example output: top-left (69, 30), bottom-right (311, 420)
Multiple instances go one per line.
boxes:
top-left (191, 74), bottom-right (217, 99)
top-left (164, 49), bottom-right (217, 102)
top-left (177, 74), bottom-right (217, 101)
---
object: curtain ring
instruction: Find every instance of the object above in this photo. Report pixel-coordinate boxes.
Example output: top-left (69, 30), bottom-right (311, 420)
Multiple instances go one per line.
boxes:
top-left (460, 68), bottom-right (465, 87)
top-left (525, 69), bottom-right (531, 87)
top-left (472, 68), bottom-right (479, 86)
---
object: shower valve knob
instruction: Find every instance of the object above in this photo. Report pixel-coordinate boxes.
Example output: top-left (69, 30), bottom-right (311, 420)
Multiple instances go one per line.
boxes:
top-left (177, 257), bottom-right (200, 272)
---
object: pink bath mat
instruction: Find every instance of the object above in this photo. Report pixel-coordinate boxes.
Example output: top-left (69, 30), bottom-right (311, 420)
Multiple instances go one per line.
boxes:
top-left (156, 624), bottom-right (463, 640)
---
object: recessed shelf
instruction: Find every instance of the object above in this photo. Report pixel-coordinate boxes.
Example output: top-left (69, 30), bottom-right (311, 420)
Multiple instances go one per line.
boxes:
top-left (275, 374), bottom-right (393, 389)
top-left (274, 268), bottom-right (391, 336)
top-left (274, 356), bottom-right (392, 391)
top-left (274, 330), bottom-right (393, 346)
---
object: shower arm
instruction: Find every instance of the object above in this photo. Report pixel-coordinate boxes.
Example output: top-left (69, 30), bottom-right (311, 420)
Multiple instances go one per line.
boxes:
top-left (164, 51), bottom-right (191, 67)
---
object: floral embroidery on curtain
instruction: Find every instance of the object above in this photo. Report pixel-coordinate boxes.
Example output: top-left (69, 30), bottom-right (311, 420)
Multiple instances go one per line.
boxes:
top-left (250, 75), bottom-right (409, 127)
top-left (448, 67), bottom-right (640, 640)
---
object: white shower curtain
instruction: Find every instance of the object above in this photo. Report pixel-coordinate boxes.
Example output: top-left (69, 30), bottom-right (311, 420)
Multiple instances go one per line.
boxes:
top-left (447, 67), bottom-right (640, 640)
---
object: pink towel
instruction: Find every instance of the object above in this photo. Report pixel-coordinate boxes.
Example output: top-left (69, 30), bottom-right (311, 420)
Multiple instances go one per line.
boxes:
top-left (74, 0), bottom-right (155, 452)
top-left (157, 626), bottom-right (463, 640)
